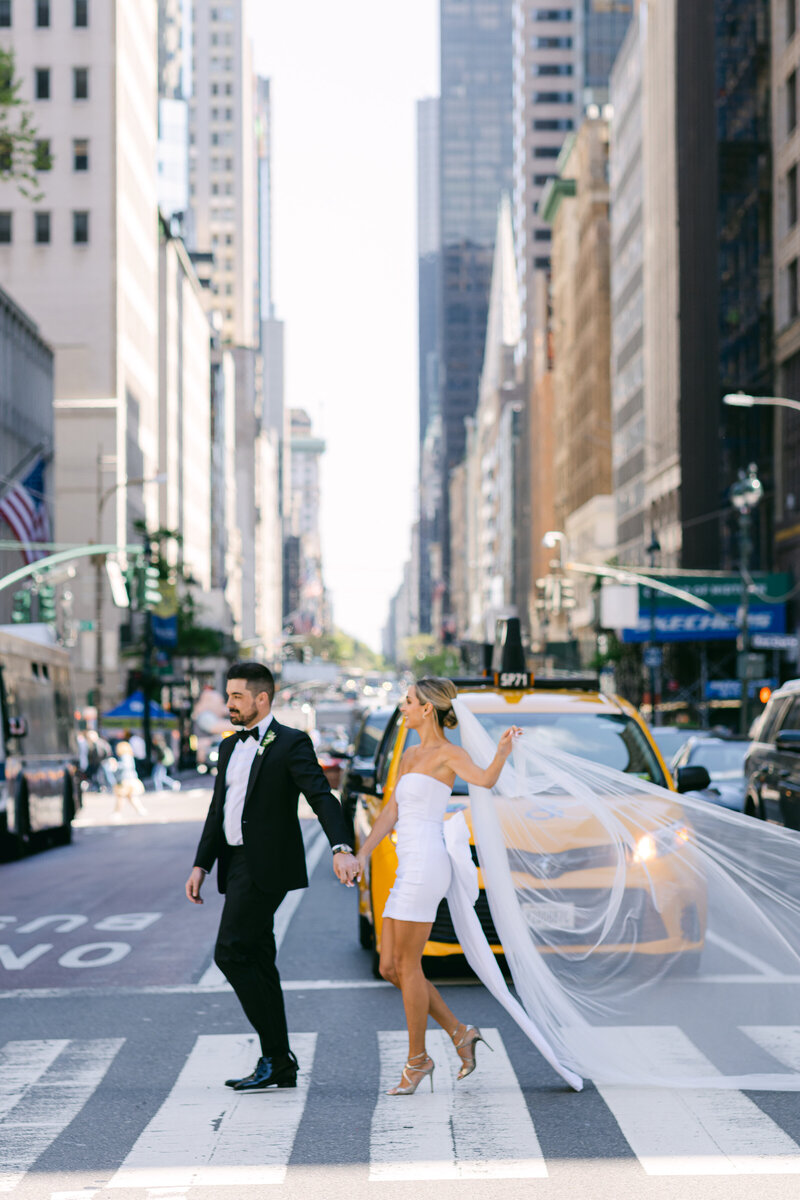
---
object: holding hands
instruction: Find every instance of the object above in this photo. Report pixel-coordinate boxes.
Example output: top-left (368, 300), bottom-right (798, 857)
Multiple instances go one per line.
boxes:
top-left (333, 850), bottom-right (361, 887)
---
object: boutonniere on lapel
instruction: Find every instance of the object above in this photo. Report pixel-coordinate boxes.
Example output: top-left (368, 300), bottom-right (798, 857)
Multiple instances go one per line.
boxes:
top-left (257, 729), bottom-right (277, 757)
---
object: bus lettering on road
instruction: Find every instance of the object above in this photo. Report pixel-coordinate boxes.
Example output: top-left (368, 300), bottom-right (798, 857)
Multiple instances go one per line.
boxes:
top-left (0, 912), bottom-right (162, 970)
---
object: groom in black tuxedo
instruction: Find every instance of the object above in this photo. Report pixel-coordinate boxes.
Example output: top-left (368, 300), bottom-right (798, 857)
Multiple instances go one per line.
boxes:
top-left (186, 662), bottom-right (358, 1090)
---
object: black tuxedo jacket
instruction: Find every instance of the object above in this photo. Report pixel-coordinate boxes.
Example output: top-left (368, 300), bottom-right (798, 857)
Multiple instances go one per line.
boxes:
top-left (193, 718), bottom-right (351, 894)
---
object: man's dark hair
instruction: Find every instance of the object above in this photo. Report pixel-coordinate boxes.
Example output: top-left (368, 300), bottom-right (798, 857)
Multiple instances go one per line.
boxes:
top-left (226, 661), bottom-right (275, 703)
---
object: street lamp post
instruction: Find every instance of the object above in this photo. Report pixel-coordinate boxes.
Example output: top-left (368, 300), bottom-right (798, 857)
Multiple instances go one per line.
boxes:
top-left (730, 463), bottom-right (763, 735)
top-left (93, 463), bottom-right (165, 721)
top-left (723, 391), bottom-right (800, 413)
top-left (646, 530), bottom-right (662, 725)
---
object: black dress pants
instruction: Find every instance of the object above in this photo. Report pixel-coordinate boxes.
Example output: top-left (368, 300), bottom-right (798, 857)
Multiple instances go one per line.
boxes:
top-left (213, 848), bottom-right (289, 1057)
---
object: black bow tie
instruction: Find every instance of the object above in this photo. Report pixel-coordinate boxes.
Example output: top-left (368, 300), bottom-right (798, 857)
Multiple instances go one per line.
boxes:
top-left (237, 727), bottom-right (260, 743)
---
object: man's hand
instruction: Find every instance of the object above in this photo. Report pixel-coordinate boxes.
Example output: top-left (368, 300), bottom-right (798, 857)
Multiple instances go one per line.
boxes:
top-left (185, 866), bottom-right (206, 904)
top-left (333, 852), bottom-right (360, 887)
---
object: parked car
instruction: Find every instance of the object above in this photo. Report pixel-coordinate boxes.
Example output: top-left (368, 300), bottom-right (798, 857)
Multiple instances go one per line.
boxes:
top-left (338, 706), bottom-right (394, 839)
top-left (353, 676), bottom-right (709, 974)
top-left (650, 725), bottom-right (710, 766)
top-left (744, 680), bottom-right (800, 827)
top-left (671, 735), bottom-right (750, 811)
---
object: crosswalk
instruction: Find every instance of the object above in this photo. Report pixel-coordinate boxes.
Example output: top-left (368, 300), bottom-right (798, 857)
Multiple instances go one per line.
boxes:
top-left (2, 1026), bottom-right (800, 1193)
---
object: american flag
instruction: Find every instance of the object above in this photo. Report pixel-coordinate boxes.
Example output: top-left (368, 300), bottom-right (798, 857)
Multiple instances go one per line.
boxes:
top-left (0, 457), bottom-right (51, 564)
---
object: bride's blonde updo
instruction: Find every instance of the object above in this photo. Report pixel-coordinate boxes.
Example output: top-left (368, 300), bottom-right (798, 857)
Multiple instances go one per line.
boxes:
top-left (414, 677), bottom-right (458, 729)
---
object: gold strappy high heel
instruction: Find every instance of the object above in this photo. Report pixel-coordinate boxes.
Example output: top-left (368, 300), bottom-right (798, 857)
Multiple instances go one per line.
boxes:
top-left (386, 1051), bottom-right (435, 1095)
top-left (452, 1025), bottom-right (493, 1080)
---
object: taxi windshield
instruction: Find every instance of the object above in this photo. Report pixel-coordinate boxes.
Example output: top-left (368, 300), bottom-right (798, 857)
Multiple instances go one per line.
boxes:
top-left (406, 709), bottom-right (668, 792)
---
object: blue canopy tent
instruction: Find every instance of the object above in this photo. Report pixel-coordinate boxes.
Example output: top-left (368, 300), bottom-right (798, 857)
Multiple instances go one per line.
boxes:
top-left (101, 689), bottom-right (177, 727)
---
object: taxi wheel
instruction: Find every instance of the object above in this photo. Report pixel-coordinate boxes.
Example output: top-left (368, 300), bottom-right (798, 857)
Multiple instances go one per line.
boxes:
top-left (359, 911), bottom-right (373, 950)
top-left (54, 775), bottom-right (74, 846)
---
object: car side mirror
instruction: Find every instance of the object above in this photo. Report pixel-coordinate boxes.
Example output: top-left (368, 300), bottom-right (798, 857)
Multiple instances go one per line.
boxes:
top-left (776, 730), bottom-right (800, 753)
top-left (675, 764), bottom-right (711, 793)
top-left (8, 716), bottom-right (27, 738)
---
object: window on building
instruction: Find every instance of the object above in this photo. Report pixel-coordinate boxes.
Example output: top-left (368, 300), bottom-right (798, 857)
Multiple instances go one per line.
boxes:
top-left (532, 63), bottom-right (573, 76)
top-left (531, 36), bottom-right (572, 48)
top-left (532, 91), bottom-right (573, 104)
top-left (211, 82), bottom-right (218, 94)
top-left (0, 135), bottom-right (11, 171)
top-left (534, 256), bottom-right (551, 270)
top-left (34, 67), bottom-right (50, 99)
top-left (72, 209), bottom-right (89, 243)
top-left (35, 0), bottom-right (49, 28)
top-left (534, 228), bottom-right (551, 241)
top-left (789, 0), bottom-right (797, 41)
top-left (73, 67), bottom-right (89, 99)
top-left (0, 1), bottom-right (11, 29)
top-left (533, 8), bottom-right (573, 18)
top-left (34, 211), bottom-right (50, 243)
top-left (533, 118), bottom-right (573, 131)
top-left (73, 137), bottom-right (88, 170)
top-left (74, 0), bottom-right (88, 27)
top-left (0, 211), bottom-right (12, 242)
top-left (34, 137), bottom-right (51, 170)
top-left (533, 173), bottom-right (555, 186)
top-left (535, 146), bottom-right (561, 158)
top-left (790, 257), bottom-right (799, 320)
top-left (788, 70), bottom-right (797, 134)
top-left (789, 165), bottom-right (799, 229)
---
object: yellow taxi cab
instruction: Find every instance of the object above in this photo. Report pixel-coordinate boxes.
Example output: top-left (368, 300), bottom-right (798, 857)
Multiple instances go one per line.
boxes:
top-left (353, 671), bottom-right (707, 974)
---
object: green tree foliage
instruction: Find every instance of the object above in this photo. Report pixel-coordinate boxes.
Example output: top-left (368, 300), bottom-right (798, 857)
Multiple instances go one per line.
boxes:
top-left (0, 49), bottom-right (46, 199)
top-left (301, 628), bottom-right (384, 670)
top-left (397, 634), bottom-right (461, 677)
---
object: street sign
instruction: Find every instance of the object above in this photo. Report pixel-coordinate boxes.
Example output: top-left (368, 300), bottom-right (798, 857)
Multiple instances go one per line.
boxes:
top-left (705, 678), bottom-right (778, 701)
top-left (737, 652), bottom-right (767, 680)
top-left (643, 647), bottom-right (662, 668)
top-left (752, 633), bottom-right (799, 650)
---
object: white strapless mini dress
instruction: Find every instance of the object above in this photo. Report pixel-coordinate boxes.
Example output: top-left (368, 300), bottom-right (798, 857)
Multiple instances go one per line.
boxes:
top-left (382, 772), bottom-right (453, 923)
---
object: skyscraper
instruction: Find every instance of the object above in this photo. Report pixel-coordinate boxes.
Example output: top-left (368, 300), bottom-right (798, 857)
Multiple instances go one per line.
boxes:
top-left (439, 0), bottom-right (514, 623)
top-left (189, 0), bottom-right (258, 349)
top-left (416, 97), bottom-right (441, 634)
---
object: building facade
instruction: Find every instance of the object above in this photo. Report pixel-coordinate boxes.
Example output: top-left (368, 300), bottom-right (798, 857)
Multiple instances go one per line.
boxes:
top-left (0, 286), bottom-right (54, 626)
top-left (0, 0), bottom-right (161, 705)
top-left (158, 218), bottom-right (212, 594)
top-left (772, 0), bottom-right (800, 583)
top-left (609, 9), bottom-right (646, 564)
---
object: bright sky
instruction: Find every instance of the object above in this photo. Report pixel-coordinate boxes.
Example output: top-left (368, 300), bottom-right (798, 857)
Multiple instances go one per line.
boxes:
top-left (247, 2), bottom-right (439, 652)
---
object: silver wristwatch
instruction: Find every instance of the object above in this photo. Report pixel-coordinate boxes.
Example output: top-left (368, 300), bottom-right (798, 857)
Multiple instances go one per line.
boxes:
top-left (331, 843), bottom-right (353, 855)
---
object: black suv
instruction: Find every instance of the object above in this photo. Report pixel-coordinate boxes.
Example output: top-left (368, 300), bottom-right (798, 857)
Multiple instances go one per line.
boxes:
top-left (338, 705), bottom-right (394, 840)
top-left (744, 681), bottom-right (800, 828)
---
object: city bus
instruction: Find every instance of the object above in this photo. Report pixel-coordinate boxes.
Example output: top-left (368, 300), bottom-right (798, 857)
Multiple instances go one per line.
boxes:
top-left (0, 628), bottom-right (80, 857)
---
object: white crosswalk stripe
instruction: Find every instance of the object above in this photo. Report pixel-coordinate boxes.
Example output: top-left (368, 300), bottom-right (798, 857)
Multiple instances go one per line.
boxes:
top-left (593, 1026), bottom-right (800, 1176)
top-left (106, 1033), bottom-right (317, 1190)
top-left (0, 1038), bottom-right (123, 1192)
top-left (742, 1025), bottom-right (800, 1072)
top-left (370, 1028), bottom-right (547, 1180)
top-left (2, 1026), bottom-right (800, 1192)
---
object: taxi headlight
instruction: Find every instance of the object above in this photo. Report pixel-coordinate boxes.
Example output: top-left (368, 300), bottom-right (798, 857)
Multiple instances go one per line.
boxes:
top-left (630, 824), bottom-right (691, 864)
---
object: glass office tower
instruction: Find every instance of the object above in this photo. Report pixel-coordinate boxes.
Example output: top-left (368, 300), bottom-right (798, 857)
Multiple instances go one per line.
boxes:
top-left (439, 0), bottom-right (514, 619)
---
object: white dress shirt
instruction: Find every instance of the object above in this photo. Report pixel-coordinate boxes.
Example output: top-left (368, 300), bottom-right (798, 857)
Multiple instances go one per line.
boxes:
top-left (223, 714), bottom-right (274, 846)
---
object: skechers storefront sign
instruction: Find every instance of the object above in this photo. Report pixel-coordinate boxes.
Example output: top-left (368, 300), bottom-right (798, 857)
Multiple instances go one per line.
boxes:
top-left (620, 574), bottom-right (790, 644)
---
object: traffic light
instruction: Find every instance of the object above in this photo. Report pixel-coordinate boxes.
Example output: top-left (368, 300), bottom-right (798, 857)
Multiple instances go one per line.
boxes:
top-left (11, 589), bottom-right (31, 623)
top-left (143, 561), bottom-right (162, 609)
top-left (37, 584), bottom-right (56, 625)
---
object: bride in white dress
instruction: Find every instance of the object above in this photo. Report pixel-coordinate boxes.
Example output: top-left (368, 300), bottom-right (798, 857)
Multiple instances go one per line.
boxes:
top-left (354, 678), bottom-right (519, 1096)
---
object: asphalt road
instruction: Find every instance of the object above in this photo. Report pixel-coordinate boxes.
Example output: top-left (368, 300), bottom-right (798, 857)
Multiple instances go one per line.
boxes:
top-left (2, 785), bottom-right (800, 1199)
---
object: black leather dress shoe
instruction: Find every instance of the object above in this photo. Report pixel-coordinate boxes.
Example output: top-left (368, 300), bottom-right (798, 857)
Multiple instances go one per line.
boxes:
top-left (228, 1050), bottom-right (298, 1091)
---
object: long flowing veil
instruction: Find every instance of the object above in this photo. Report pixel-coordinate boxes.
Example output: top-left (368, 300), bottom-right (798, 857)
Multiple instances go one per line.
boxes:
top-left (452, 698), bottom-right (800, 1089)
